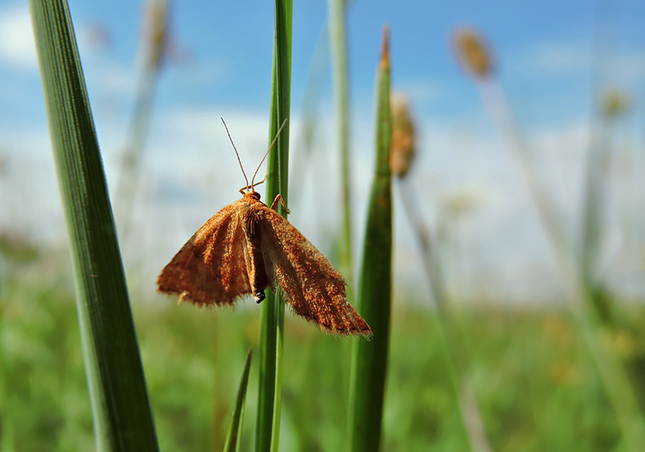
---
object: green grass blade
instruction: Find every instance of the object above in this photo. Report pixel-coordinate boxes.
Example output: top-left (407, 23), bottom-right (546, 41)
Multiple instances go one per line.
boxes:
top-left (327, 0), bottom-right (354, 283)
top-left (223, 348), bottom-right (253, 452)
top-left (29, 1), bottom-right (159, 450)
top-left (255, 1), bottom-right (292, 451)
top-left (348, 27), bottom-right (392, 452)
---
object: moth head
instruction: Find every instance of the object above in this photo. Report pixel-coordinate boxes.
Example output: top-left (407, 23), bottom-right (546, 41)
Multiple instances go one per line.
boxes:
top-left (247, 190), bottom-right (261, 201)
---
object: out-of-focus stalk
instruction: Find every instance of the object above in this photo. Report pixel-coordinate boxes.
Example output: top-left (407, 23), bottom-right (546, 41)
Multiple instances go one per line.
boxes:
top-left (580, 89), bottom-right (629, 322)
top-left (327, 0), bottom-right (354, 285)
top-left (115, 0), bottom-right (170, 240)
top-left (392, 93), bottom-right (491, 452)
top-left (453, 27), bottom-right (645, 451)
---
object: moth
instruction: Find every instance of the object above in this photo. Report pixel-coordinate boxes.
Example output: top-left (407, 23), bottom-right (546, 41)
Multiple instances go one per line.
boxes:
top-left (157, 119), bottom-right (372, 339)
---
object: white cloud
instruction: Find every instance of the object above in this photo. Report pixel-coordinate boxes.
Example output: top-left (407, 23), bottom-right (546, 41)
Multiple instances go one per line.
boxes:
top-left (3, 93), bottom-right (643, 304)
top-left (504, 39), bottom-right (593, 80)
top-left (395, 79), bottom-right (444, 106)
top-left (607, 50), bottom-right (645, 84)
top-left (0, 5), bottom-right (37, 71)
top-left (530, 41), bottom-right (592, 76)
top-left (94, 63), bottom-right (136, 93)
top-left (508, 38), bottom-right (645, 88)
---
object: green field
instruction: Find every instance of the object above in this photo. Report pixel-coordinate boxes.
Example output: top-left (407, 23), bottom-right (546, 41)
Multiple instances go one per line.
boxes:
top-left (6, 2), bottom-right (645, 450)
top-left (4, 250), bottom-right (642, 451)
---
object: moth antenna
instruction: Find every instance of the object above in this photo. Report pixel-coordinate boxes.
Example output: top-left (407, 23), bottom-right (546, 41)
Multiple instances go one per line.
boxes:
top-left (250, 118), bottom-right (288, 187)
top-left (221, 118), bottom-right (250, 191)
top-left (238, 174), bottom-right (267, 194)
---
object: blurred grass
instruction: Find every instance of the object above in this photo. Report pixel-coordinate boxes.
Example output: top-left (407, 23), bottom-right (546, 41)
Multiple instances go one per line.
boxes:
top-left (3, 256), bottom-right (640, 451)
top-left (7, 3), bottom-right (645, 451)
top-left (327, 0), bottom-right (354, 284)
top-left (115, 0), bottom-right (170, 240)
top-left (393, 95), bottom-right (492, 451)
top-left (453, 27), bottom-right (645, 450)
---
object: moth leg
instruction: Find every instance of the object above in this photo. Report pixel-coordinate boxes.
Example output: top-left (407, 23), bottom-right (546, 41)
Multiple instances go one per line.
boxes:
top-left (270, 194), bottom-right (291, 214)
top-left (254, 290), bottom-right (266, 303)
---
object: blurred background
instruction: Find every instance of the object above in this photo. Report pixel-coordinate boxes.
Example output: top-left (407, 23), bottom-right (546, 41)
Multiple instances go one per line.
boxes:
top-left (2, 0), bottom-right (645, 450)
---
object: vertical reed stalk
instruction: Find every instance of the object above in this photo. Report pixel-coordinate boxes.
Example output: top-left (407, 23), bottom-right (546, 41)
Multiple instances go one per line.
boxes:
top-left (398, 179), bottom-right (491, 452)
top-left (116, 0), bottom-right (170, 239)
top-left (579, 90), bottom-right (627, 322)
top-left (255, 1), bottom-right (292, 451)
top-left (480, 76), bottom-right (645, 452)
top-left (327, 0), bottom-right (354, 283)
top-left (453, 28), bottom-right (645, 451)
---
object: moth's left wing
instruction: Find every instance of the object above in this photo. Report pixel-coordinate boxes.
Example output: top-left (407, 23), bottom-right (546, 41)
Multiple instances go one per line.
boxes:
top-left (157, 203), bottom-right (253, 305)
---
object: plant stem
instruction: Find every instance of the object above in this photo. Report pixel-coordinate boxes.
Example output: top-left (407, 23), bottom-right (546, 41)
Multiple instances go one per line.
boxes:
top-left (255, 1), bottom-right (292, 451)
top-left (327, 0), bottom-right (353, 284)
top-left (478, 77), bottom-right (645, 452)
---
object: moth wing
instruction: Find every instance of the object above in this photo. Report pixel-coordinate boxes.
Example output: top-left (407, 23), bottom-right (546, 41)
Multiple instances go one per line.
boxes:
top-left (258, 206), bottom-right (372, 338)
top-left (157, 202), bottom-right (253, 305)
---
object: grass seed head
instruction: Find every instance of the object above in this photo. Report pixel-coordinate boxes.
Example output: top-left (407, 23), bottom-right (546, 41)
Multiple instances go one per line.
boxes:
top-left (453, 27), bottom-right (494, 78)
top-left (601, 89), bottom-right (630, 120)
top-left (389, 92), bottom-right (416, 178)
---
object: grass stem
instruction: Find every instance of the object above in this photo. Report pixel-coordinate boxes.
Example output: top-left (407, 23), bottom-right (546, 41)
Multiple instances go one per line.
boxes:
top-left (255, 1), bottom-right (292, 451)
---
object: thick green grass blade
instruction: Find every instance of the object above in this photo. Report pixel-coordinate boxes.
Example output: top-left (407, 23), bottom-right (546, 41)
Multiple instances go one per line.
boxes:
top-left (255, 1), bottom-right (292, 451)
top-left (29, 1), bottom-right (159, 450)
top-left (348, 27), bottom-right (392, 452)
top-left (223, 348), bottom-right (253, 452)
top-left (327, 0), bottom-right (354, 283)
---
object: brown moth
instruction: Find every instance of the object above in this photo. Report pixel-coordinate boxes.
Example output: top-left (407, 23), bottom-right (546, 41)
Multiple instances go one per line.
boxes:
top-left (157, 119), bottom-right (372, 339)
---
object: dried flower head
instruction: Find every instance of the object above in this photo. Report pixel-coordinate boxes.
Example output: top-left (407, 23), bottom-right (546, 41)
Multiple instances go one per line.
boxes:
top-left (143, 0), bottom-right (170, 70)
top-left (389, 93), bottom-right (416, 178)
top-left (600, 89), bottom-right (630, 120)
top-left (453, 27), bottom-right (494, 78)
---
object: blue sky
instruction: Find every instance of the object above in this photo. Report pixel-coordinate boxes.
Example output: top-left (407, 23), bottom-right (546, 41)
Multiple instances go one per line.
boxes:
top-left (3, 0), bottom-right (644, 119)
top-left (1, 0), bottom-right (645, 303)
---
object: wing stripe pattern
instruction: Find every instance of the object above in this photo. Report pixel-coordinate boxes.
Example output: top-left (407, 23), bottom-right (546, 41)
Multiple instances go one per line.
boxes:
top-left (258, 206), bottom-right (372, 338)
top-left (157, 204), bottom-right (252, 305)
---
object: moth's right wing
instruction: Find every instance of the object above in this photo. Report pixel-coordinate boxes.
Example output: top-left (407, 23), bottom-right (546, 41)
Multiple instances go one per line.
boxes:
top-left (157, 203), bottom-right (253, 306)
top-left (258, 205), bottom-right (372, 338)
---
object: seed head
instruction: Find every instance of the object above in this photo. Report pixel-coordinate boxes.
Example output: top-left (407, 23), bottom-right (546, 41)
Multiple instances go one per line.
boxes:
top-left (390, 93), bottom-right (416, 178)
top-left (600, 89), bottom-right (630, 120)
top-left (453, 27), bottom-right (494, 78)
